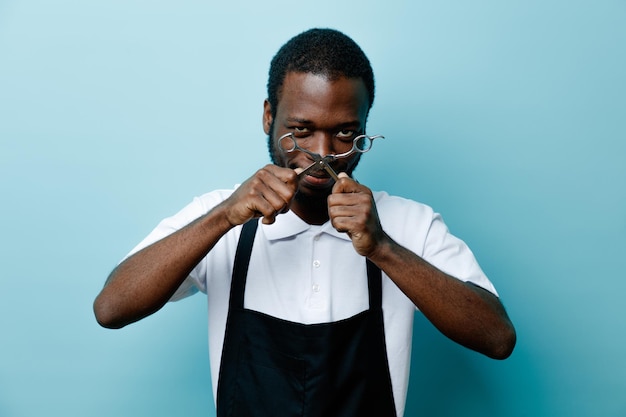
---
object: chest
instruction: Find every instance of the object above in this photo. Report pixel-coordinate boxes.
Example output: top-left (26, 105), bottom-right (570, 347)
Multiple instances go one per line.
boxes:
top-left (244, 230), bottom-right (370, 324)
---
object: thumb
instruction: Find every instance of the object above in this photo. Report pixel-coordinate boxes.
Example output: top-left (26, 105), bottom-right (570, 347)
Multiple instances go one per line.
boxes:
top-left (333, 171), bottom-right (360, 194)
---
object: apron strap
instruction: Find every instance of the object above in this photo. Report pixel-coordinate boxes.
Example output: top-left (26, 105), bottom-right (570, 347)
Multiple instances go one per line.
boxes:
top-left (229, 219), bottom-right (259, 311)
top-left (366, 259), bottom-right (382, 310)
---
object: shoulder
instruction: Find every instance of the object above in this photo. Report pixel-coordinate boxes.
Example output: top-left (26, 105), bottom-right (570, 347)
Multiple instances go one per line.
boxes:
top-left (192, 188), bottom-right (236, 211)
top-left (165, 188), bottom-right (237, 224)
top-left (372, 191), bottom-right (439, 252)
top-left (124, 187), bottom-right (238, 259)
top-left (373, 190), bottom-right (436, 225)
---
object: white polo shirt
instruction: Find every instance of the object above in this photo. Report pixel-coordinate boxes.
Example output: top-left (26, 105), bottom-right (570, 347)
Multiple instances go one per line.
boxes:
top-left (127, 188), bottom-right (497, 417)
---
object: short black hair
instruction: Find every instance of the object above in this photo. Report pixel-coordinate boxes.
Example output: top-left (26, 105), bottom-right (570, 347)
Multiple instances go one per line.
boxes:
top-left (267, 28), bottom-right (375, 117)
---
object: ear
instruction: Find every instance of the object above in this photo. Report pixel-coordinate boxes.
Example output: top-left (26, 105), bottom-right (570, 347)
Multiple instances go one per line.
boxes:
top-left (262, 99), bottom-right (273, 135)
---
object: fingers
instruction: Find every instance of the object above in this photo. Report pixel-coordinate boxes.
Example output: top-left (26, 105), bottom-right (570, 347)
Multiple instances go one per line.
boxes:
top-left (227, 165), bottom-right (299, 225)
top-left (328, 173), bottom-right (373, 229)
top-left (328, 191), bottom-right (374, 231)
top-left (253, 165), bottom-right (300, 223)
top-left (328, 173), bottom-right (383, 257)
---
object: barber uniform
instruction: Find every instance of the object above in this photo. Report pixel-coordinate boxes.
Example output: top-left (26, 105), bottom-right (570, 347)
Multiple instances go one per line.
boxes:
top-left (216, 219), bottom-right (397, 417)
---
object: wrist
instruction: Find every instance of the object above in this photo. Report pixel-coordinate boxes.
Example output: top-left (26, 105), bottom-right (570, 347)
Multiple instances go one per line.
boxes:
top-left (203, 201), bottom-right (239, 233)
top-left (367, 232), bottom-right (394, 264)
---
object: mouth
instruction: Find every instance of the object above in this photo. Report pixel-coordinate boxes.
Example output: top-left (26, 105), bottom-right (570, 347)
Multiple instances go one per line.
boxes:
top-left (300, 174), bottom-right (335, 188)
top-left (294, 163), bottom-right (336, 187)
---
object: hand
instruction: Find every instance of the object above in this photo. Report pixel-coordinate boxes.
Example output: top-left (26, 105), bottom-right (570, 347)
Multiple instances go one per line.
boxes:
top-left (223, 164), bottom-right (300, 226)
top-left (328, 173), bottom-right (386, 257)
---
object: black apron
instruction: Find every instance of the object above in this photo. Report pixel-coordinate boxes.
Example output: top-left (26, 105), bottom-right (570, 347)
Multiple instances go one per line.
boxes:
top-left (216, 219), bottom-right (397, 417)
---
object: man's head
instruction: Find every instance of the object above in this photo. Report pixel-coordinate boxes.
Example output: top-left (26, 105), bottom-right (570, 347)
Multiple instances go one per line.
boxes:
top-left (267, 28), bottom-right (375, 120)
top-left (265, 29), bottom-right (375, 166)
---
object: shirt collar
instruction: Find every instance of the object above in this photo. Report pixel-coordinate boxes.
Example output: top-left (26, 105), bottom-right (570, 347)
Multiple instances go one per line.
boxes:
top-left (261, 210), bottom-right (352, 241)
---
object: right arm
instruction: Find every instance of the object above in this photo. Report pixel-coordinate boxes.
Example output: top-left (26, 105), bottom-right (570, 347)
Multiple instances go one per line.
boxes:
top-left (93, 165), bottom-right (299, 329)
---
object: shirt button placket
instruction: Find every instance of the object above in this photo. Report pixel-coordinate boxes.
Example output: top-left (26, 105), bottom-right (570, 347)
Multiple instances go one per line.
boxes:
top-left (310, 234), bottom-right (324, 309)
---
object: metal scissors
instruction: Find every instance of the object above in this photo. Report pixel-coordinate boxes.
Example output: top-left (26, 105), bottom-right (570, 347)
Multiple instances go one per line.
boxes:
top-left (277, 132), bottom-right (384, 181)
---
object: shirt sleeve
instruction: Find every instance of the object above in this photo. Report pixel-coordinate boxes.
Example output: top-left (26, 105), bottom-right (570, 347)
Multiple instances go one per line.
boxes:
top-left (422, 211), bottom-right (498, 296)
top-left (374, 191), bottom-right (498, 297)
top-left (122, 189), bottom-right (235, 301)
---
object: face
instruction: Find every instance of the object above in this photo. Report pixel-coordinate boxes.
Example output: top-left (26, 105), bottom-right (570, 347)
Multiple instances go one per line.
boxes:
top-left (263, 72), bottom-right (370, 197)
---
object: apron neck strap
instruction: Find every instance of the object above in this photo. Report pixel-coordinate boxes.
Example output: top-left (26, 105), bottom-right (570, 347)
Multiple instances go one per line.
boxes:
top-left (229, 219), bottom-right (259, 311)
top-left (366, 258), bottom-right (382, 310)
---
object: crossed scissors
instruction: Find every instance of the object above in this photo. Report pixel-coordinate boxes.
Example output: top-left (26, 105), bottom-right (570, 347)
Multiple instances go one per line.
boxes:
top-left (277, 132), bottom-right (384, 181)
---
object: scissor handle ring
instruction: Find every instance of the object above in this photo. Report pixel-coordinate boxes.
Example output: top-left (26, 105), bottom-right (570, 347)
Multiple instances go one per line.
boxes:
top-left (332, 134), bottom-right (385, 159)
top-left (277, 132), bottom-right (298, 153)
top-left (278, 132), bottom-right (384, 158)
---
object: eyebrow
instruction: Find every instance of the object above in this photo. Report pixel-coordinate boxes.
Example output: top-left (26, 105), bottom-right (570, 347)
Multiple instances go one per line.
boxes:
top-left (285, 117), bottom-right (313, 125)
top-left (285, 117), bottom-right (363, 130)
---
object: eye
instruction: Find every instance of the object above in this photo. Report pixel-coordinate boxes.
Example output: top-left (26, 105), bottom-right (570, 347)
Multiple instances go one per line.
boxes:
top-left (292, 126), bottom-right (311, 138)
top-left (335, 130), bottom-right (357, 140)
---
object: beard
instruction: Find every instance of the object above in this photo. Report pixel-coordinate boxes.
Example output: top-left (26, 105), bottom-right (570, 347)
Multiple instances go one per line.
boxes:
top-left (293, 185), bottom-right (332, 210)
top-left (267, 119), bottom-right (280, 165)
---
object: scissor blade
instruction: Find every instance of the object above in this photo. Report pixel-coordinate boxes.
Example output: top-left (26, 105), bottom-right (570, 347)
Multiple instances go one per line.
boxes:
top-left (298, 160), bottom-right (326, 179)
top-left (322, 163), bottom-right (339, 181)
top-left (297, 159), bottom-right (339, 181)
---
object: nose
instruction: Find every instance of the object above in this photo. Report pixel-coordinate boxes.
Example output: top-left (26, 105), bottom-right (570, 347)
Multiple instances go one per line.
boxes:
top-left (307, 132), bottom-right (335, 157)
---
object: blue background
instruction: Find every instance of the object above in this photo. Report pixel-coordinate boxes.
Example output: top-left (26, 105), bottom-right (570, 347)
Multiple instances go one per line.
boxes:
top-left (1, 1), bottom-right (624, 416)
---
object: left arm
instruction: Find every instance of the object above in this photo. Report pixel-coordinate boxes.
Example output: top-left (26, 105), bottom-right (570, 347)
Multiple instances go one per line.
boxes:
top-left (328, 174), bottom-right (516, 359)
